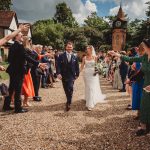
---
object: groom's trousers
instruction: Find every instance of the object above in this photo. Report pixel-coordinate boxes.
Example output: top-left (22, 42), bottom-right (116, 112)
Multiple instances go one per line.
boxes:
top-left (62, 78), bottom-right (74, 105)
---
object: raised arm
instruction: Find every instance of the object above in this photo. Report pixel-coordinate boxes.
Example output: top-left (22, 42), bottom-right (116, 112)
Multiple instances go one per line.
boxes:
top-left (0, 24), bottom-right (29, 46)
top-left (108, 51), bottom-right (142, 63)
top-left (121, 55), bottom-right (142, 63)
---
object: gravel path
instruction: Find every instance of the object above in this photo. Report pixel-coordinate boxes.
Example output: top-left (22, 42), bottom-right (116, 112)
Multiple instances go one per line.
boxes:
top-left (0, 74), bottom-right (150, 150)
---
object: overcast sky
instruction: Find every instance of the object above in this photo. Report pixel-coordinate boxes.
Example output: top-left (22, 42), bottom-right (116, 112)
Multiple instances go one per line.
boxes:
top-left (12, 0), bottom-right (149, 24)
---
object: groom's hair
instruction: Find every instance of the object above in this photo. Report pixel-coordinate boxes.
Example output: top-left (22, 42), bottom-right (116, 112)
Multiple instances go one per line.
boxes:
top-left (65, 41), bottom-right (73, 47)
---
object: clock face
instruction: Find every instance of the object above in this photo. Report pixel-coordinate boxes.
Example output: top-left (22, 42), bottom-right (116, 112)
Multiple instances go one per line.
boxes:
top-left (115, 21), bottom-right (121, 27)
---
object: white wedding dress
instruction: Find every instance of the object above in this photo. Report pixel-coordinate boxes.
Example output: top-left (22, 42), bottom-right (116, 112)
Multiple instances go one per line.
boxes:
top-left (83, 58), bottom-right (106, 109)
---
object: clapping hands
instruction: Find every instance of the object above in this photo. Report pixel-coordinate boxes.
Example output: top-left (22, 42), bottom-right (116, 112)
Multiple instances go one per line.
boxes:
top-left (39, 63), bottom-right (47, 70)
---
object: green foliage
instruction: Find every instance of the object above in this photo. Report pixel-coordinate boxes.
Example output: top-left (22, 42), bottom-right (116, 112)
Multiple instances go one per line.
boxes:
top-left (32, 1), bottom-right (150, 52)
top-left (146, 1), bottom-right (150, 17)
top-left (126, 19), bottom-right (147, 47)
top-left (84, 12), bottom-right (110, 31)
top-left (32, 19), bottom-right (64, 49)
top-left (53, 2), bottom-right (78, 28)
top-left (0, 0), bottom-right (12, 10)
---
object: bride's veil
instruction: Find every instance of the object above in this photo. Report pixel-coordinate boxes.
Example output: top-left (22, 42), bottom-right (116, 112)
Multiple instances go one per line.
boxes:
top-left (91, 46), bottom-right (96, 57)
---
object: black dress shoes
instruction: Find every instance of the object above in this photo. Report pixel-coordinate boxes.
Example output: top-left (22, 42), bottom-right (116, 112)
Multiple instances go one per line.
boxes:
top-left (33, 96), bottom-right (42, 102)
top-left (3, 106), bottom-right (14, 112)
top-left (15, 109), bottom-right (28, 113)
top-left (136, 129), bottom-right (148, 136)
top-left (66, 103), bottom-right (71, 112)
top-left (119, 89), bottom-right (126, 92)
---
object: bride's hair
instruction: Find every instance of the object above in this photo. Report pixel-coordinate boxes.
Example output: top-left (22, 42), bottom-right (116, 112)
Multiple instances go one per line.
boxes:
top-left (87, 45), bottom-right (96, 56)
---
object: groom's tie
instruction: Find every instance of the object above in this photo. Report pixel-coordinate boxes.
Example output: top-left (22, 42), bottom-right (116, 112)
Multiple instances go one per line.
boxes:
top-left (67, 53), bottom-right (71, 62)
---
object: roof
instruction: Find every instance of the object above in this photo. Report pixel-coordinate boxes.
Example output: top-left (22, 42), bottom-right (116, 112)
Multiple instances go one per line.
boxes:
top-left (18, 23), bottom-right (32, 36)
top-left (117, 5), bottom-right (126, 21)
top-left (0, 10), bottom-right (18, 28)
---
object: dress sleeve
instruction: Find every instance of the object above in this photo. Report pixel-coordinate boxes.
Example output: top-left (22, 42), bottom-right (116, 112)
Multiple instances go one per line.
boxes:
top-left (121, 55), bottom-right (143, 63)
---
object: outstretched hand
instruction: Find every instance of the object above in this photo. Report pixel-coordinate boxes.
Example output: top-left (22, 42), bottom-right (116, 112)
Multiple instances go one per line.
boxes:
top-left (18, 24), bottom-right (30, 32)
top-left (143, 85), bottom-right (150, 93)
top-left (108, 51), bottom-right (121, 58)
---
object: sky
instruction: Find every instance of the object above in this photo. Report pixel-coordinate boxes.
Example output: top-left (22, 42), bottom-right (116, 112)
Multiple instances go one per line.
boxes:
top-left (12, 0), bottom-right (149, 24)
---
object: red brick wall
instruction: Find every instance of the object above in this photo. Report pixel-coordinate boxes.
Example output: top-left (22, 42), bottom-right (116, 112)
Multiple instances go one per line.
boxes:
top-left (112, 29), bottom-right (126, 51)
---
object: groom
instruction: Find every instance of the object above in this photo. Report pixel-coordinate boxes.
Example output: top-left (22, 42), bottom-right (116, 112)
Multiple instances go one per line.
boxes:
top-left (57, 42), bottom-right (79, 111)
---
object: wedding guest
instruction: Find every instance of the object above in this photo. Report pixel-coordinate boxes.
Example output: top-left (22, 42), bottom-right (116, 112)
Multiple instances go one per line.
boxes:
top-left (0, 24), bottom-right (29, 46)
top-left (130, 46), bottom-right (145, 119)
top-left (47, 48), bottom-right (55, 88)
top-left (41, 46), bottom-right (49, 88)
top-left (109, 39), bottom-right (150, 136)
top-left (3, 33), bottom-right (46, 113)
top-left (31, 45), bottom-right (50, 101)
top-left (125, 48), bottom-right (138, 110)
top-left (113, 57), bottom-right (123, 90)
top-left (22, 37), bottom-right (35, 107)
top-left (119, 51), bottom-right (128, 92)
top-left (0, 24), bottom-right (29, 71)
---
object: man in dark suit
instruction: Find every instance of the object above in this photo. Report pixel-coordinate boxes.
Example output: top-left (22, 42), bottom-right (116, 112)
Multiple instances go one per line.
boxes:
top-left (3, 33), bottom-right (46, 113)
top-left (119, 60), bottom-right (128, 92)
top-left (31, 45), bottom-right (44, 101)
top-left (57, 42), bottom-right (79, 111)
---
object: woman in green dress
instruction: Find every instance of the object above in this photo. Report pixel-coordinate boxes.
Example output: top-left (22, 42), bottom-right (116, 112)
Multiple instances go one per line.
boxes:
top-left (108, 39), bottom-right (150, 136)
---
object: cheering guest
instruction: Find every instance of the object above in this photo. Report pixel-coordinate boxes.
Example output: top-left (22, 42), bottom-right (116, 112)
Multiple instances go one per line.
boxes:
top-left (108, 39), bottom-right (150, 136)
top-left (3, 33), bottom-right (46, 113)
top-left (31, 45), bottom-right (51, 101)
top-left (22, 37), bottom-right (35, 107)
top-left (0, 24), bottom-right (29, 46)
top-left (119, 51), bottom-right (128, 92)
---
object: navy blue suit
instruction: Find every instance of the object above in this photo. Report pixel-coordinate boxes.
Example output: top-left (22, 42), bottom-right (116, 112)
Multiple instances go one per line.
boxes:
top-left (119, 61), bottom-right (128, 91)
top-left (57, 52), bottom-right (79, 105)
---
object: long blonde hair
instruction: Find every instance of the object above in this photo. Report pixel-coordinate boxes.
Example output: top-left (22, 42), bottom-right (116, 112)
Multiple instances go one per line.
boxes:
top-left (87, 45), bottom-right (96, 56)
top-left (23, 36), bottom-right (32, 49)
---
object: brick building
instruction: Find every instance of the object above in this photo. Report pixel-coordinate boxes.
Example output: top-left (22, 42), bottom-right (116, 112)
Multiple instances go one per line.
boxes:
top-left (112, 5), bottom-right (127, 51)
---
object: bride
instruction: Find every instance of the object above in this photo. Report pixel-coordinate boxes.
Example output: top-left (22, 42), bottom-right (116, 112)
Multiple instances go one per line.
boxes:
top-left (80, 45), bottom-right (106, 111)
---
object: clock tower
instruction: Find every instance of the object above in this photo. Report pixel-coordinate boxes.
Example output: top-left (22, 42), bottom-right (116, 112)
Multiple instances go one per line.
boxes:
top-left (112, 5), bottom-right (127, 51)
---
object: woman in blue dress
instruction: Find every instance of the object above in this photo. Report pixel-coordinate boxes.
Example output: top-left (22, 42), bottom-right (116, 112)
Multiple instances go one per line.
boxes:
top-left (131, 62), bottom-right (144, 119)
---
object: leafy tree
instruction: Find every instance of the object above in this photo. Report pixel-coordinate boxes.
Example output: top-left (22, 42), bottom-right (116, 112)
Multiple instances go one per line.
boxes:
top-left (146, 1), bottom-right (150, 17)
top-left (84, 12), bottom-right (109, 31)
top-left (53, 2), bottom-right (78, 28)
top-left (32, 19), bottom-right (64, 49)
top-left (0, 0), bottom-right (12, 10)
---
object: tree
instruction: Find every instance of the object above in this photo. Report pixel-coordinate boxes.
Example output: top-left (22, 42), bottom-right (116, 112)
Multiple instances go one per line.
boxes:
top-left (32, 19), bottom-right (65, 49)
top-left (84, 12), bottom-right (109, 31)
top-left (53, 2), bottom-right (78, 28)
top-left (0, 0), bottom-right (12, 10)
top-left (146, 1), bottom-right (150, 17)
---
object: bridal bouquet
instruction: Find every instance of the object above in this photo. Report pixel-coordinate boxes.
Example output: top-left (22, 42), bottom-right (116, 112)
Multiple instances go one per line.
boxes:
top-left (93, 63), bottom-right (102, 76)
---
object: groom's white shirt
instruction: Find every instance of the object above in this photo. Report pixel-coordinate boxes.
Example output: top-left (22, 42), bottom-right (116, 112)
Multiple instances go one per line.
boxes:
top-left (66, 51), bottom-right (72, 62)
